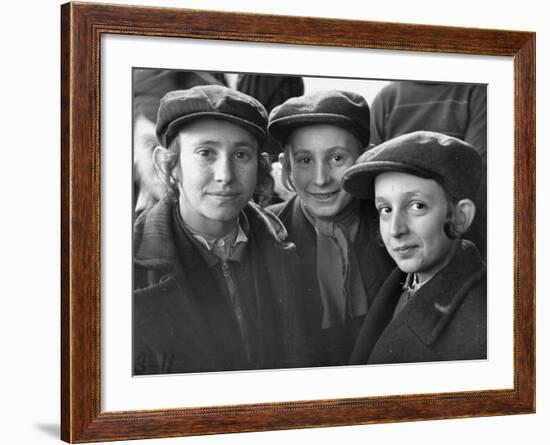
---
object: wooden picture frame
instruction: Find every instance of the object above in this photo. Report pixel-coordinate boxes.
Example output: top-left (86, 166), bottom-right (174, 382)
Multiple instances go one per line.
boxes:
top-left (61, 1), bottom-right (535, 442)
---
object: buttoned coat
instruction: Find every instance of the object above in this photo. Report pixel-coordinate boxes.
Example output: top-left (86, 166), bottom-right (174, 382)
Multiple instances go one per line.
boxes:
top-left (133, 198), bottom-right (306, 375)
top-left (349, 240), bottom-right (487, 365)
top-left (269, 196), bottom-right (395, 366)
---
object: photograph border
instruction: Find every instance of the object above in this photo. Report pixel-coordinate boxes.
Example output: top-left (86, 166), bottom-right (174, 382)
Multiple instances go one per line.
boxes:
top-left (61, 2), bottom-right (535, 442)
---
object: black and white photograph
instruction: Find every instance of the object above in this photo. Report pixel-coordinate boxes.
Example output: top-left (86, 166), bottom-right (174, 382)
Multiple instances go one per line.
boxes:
top-left (5, 0), bottom-right (546, 444)
top-left (132, 68), bottom-right (488, 376)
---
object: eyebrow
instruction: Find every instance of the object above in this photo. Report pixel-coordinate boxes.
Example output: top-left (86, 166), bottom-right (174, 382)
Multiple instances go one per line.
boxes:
top-left (402, 190), bottom-right (433, 199)
top-left (193, 138), bottom-right (221, 146)
top-left (193, 139), bottom-right (257, 149)
top-left (292, 145), bottom-right (356, 155)
top-left (375, 190), bottom-right (435, 201)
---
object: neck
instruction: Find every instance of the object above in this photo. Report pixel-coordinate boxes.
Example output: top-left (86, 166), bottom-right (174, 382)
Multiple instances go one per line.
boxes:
top-left (302, 198), bottom-right (359, 225)
top-left (177, 206), bottom-right (238, 239)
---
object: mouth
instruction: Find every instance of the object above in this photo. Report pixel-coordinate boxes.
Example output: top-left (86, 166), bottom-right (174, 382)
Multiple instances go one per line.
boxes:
top-left (392, 245), bottom-right (419, 256)
top-left (308, 190), bottom-right (339, 201)
top-left (207, 192), bottom-right (241, 200)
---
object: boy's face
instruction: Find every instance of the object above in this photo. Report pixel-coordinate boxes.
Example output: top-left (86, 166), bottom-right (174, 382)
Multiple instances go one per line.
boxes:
top-left (175, 118), bottom-right (258, 236)
top-left (286, 124), bottom-right (362, 219)
top-left (374, 171), bottom-right (455, 282)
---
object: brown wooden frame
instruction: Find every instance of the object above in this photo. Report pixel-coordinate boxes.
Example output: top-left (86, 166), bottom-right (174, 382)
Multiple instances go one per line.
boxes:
top-left (61, 1), bottom-right (536, 442)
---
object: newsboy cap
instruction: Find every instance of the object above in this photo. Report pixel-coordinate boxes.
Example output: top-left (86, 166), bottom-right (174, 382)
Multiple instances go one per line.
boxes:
top-left (268, 90), bottom-right (370, 146)
top-left (156, 85), bottom-right (268, 148)
top-left (342, 131), bottom-right (482, 200)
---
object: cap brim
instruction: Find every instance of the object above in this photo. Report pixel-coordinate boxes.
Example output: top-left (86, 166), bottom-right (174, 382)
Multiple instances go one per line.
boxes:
top-left (162, 112), bottom-right (266, 147)
top-left (269, 113), bottom-right (366, 146)
top-left (342, 161), bottom-right (435, 200)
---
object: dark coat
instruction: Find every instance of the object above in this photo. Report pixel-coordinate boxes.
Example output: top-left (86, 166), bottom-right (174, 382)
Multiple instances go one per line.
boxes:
top-left (269, 196), bottom-right (395, 366)
top-left (133, 198), bottom-right (306, 375)
top-left (349, 240), bottom-right (487, 365)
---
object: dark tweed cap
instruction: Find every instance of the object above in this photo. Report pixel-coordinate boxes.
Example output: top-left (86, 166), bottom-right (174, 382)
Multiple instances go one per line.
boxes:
top-left (268, 90), bottom-right (370, 146)
top-left (342, 131), bottom-right (482, 200)
top-left (156, 85), bottom-right (268, 148)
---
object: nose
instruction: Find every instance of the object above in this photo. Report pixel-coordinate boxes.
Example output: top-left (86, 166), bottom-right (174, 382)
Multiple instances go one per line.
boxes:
top-left (313, 162), bottom-right (331, 187)
top-left (213, 156), bottom-right (234, 184)
top-left (389, 210), bottom-right (408, 238)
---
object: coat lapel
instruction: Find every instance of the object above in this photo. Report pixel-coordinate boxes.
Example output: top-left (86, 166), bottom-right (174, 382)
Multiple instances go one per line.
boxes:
top-left (364, 241), bottom-right (486, 364)
top-left (349, 267), bottom-right (405, 364)
top-left (397, 242), bottom-right (485, 346)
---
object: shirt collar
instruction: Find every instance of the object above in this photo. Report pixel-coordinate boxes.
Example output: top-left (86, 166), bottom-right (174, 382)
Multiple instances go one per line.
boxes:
top-left (175, 209), bottom-right (249, 267)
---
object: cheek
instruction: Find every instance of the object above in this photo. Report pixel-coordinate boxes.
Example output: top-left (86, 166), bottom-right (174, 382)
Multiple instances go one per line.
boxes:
top-left (178, 162), bottom-right (207, 193)
top-left (235, 161), bottom-right (259, 190)
top-left (418, 216), bottom-right (449, 251)
top-left (289, 167), bottom-right (309, 192)
top-left (378, 219), bottom-right (391, 245)
top-left (333, 162), bottom-right (354, 183)
top-left (245, 165), bottom-right (258, 188)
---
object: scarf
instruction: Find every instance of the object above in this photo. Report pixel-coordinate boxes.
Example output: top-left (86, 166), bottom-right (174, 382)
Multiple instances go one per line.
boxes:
top-left (302, 200), bottom-right (368, 328)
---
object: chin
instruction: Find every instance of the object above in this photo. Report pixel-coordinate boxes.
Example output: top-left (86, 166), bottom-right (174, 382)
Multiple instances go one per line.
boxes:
top-left (203, 209), bottom-right (241, 223)
top-left (306, 202), bottom-right (344, 219)
top-left (393, 259), bottom-right (420, 274)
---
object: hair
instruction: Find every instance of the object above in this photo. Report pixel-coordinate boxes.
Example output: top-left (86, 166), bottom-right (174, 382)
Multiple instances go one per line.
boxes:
top-left (154, 134), bottom-right (274, 207)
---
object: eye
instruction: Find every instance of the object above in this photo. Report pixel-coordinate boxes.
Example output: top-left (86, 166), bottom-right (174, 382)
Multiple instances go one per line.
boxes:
top-left (196, 148), bottom-right (212, 157)
top-left (296, 156), bottom-right (311, 165)
top-left (377, 206), bottom-right (392, 216)
top-left (409, 201), bottom-right (427, 212)
top-left (234, 150), bottom-right (252, 160)
top-left (329, 153), bottom-right (348, 167)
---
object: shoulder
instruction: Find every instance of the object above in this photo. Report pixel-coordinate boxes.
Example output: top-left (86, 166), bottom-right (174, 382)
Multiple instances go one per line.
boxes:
top-left (267, 195), bottom-right (298, 221)
top-left (244, 201), bottom-right (290, 244)
top-left (372, 82), bottom-right (401, 104)
top-left (134, 197), bottom-right (178, 290)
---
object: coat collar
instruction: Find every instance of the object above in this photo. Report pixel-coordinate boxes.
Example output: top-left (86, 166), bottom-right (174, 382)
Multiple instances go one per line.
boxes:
top-left (389, 240), bottom-right (486, 346)
top-left (134, 197), bottom-right (289, 272)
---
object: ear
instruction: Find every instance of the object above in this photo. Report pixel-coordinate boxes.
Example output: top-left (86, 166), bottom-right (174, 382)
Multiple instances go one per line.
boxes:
top-left (152, 145), bottom-right (168, 164)
top-left (454, 199), bottom-right (476, 234)
top-left (153, 145), bottom-right (178, 179)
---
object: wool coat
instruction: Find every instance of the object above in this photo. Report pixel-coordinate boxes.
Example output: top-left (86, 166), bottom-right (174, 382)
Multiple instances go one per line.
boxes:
top-left (269, 196), bottom-right (395, 366)
top-left (133, 198), bottom-right (307, 375)
top-left (349, 240), bottom-right (487, 365)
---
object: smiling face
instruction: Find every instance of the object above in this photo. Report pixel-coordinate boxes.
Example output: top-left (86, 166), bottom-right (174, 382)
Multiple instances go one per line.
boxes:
top-left (173, 118), bottom-right (258, 237)
top-left (374, 171), bottom-right (458, 283)
top-left (285, 124), bottom-right (362, 219)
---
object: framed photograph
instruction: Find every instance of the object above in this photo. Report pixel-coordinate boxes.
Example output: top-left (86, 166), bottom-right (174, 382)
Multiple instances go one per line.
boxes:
top-left (61, 1), bottom-right (535, 442)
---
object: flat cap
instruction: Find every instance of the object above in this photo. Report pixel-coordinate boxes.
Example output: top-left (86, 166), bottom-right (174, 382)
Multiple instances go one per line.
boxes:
top-left (342, 131), bottom-right (482, 200)
top-left (156, 85), bottom-right (268, 148)
top-left (268, 90), bottom-right (370, 146)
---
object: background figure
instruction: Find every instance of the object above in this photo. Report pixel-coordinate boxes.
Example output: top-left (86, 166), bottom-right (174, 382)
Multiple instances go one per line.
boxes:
top-left (369, 81), bottom-right (487, 259)
top-left (237, 74), bottom-right (305, 158)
